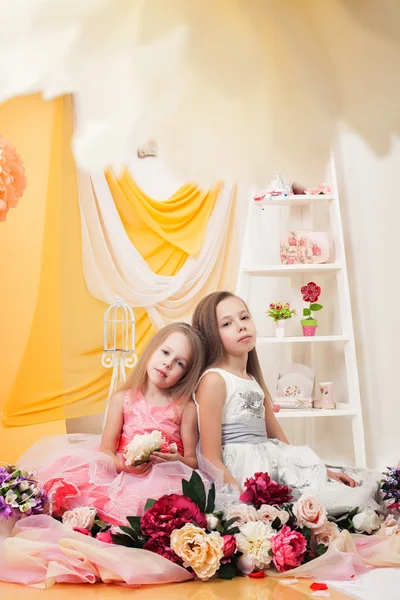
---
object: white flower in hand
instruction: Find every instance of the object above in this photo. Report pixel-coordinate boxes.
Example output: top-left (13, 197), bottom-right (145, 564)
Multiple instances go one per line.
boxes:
top-left (352, 508), bottom-right (381, 534)
top-left (124, 430), bottom-right (166, 466)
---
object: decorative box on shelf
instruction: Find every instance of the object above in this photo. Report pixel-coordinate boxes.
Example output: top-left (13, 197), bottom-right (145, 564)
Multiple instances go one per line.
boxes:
top-left (280, 230), bottom-right (330, 265)
top-left (274, 363), bottom-right (315, 410)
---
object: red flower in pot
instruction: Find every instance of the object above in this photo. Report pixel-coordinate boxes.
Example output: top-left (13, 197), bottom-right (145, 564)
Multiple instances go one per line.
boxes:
top-left (300, 282), bottom-right (323, 336)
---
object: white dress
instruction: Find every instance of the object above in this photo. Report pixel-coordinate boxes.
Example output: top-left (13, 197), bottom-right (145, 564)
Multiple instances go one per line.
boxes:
top-left (196, 368), bottom-right (381, 516)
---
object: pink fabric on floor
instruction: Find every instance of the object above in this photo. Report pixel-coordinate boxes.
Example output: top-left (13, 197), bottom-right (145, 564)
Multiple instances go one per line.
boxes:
top-left (0, 518), bottom-right (399, 588)
top-left (0, 515), bottom-right (193, 588)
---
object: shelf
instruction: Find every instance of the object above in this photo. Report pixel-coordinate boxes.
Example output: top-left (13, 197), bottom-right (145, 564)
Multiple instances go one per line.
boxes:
top-left (254, 194), bottom-right (335, 207)
top-left (241, 263), bottom-right (342, 276)
top-left (257, 335), bottom-right (350, 344)
top-left (275, 407), bottom-right (358, 419)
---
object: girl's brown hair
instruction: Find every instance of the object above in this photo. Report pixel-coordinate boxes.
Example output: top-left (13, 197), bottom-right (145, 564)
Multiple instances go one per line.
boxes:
top-left (122, 322), bottom-right (205, 399)
top-left (192, 291), bottom-right (272, 403)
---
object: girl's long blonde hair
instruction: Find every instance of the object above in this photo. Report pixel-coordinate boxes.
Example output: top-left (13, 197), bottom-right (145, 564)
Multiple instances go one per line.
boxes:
top-left (122, 322), bottom-right (205, 399)
top-left (192, 291), bottom-right (272, 403)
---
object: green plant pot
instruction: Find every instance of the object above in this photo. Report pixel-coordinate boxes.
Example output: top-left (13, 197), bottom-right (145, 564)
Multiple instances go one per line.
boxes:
top-left (301, 319), bottom-right (318, 337)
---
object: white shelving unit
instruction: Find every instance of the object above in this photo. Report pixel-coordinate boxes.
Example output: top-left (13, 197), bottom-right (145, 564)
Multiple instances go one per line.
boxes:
top-left (236, 162), bottom-right (366, 467)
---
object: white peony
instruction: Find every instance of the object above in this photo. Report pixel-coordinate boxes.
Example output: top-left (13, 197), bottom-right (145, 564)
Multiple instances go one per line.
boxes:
top-left (257, 505), bottom-right (289, 526)
top-left (226, 503), bottom-right (258, 526)
top-left (235, 520), bottom-right (274, 573)
top-left (124, 430), bottom-right (166, 466)
top-left (352, 508), bottom-right (381, 534)
top-left (62, 507), bottom-right (97, 530)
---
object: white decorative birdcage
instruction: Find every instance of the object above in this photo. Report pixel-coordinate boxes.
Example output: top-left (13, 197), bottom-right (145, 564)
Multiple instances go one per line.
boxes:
top-left (101, 296), bottom-right (137, 426)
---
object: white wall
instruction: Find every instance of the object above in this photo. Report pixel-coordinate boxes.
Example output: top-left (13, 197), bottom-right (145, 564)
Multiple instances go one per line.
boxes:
top-left (335, 131), bottom-right (400, 469)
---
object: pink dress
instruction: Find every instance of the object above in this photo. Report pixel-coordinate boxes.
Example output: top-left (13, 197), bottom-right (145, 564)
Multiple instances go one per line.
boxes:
top-left (17, 390), bottom-right (195, 525)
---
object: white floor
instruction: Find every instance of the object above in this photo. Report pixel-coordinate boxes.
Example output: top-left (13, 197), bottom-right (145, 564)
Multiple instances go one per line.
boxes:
top-left (327, 568), bottom-right (400, 600)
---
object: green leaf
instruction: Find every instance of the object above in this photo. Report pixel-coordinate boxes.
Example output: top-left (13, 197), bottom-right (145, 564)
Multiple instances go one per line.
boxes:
top-left (205, 483), bottom-right (216, 514)
top-left (126, 516), bottom-right (142, 532)
top-left (223, 517), bottom-right (239, 531)
top-left (218, 562), bottom-right (238, 580)
top-left (111, 533), bottom-right (144, 549)
top-left (144, 498), bottom-right (156, 512)
top-left (301, 526), bottom-right (312, 544)
top-left (225, 526), bottom-right (240, 536)
top-left (303, 308), bottom-right (311, 316)
top-left (315, 543), bottom-right (328, 557)
top-left (182, 472), bottom-right (206, 511)
top-left (310, 303), bottom-right (323, 311)
top-left (119, 525), bottom-right (138, 538)
top-left (94, 519), bottom-right (109, 531)
top-left (271, 517), bottom-right (282, 530)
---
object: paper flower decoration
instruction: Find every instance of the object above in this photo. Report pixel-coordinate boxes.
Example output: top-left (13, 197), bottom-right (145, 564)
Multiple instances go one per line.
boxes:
top-left (0, 135), bottom-right (27, 222)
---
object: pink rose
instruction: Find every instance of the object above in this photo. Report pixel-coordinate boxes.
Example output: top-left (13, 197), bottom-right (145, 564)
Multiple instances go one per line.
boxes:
top-left (221, 534), bottom-right (237, 563)
top-left (312, 244), bottom-right (322, 256)
top-left (141, 494), bottom-right (206, 537)
top-left (271, 525), bottom-right (307, 572)
top-left (378, 515), bottom-right (400, 537)
top-left (292, 495), bottom-right (327, 530)
top-left (299, 238), bottom-right (306, 247)
top-left (313, 521), bottom-right (341, 546)
top-left (73, 527), bottom-right (92, 536)
top-left (96, 530), bottom-right (113, 543)
top-left (287, 258), bottom-right (295, 264)
top-left (289, 238), bottom-right (297, 246)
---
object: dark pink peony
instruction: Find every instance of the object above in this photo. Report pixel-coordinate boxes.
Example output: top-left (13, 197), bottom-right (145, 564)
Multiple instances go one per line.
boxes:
top-left (141, 494), bottom-right (206, 537)
top-left (144, 533), bottom-right (183, 565)
top-left (271, 525), bottom-right (307, 572)
top-left (240, 472), bottom-right (292, 508)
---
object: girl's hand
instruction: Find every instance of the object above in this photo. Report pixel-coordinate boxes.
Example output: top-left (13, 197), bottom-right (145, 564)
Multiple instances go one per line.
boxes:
top-left (116, 455), bottom-right (152, 476)
top-left (327, 468), bottom-right (358, 487)
top-left (150, 451), bottom-right (181, 464)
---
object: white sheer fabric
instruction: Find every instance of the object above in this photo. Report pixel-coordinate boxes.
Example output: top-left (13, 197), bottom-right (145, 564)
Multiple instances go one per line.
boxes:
top-left (78, 169), bottom-right (234, 328)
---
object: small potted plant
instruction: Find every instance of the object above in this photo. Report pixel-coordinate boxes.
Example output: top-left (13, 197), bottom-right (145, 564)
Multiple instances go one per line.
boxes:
top-left (300, 282), bottom-right (322, 336)
top-left (266, 302), bottom-right (296, 338)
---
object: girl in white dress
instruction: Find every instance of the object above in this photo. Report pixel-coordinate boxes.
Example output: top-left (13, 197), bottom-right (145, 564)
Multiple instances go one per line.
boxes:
top-left (193, 291), bottom-right (380, 514)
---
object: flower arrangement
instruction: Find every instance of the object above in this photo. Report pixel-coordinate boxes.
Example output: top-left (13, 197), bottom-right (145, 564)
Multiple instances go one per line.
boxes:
top-left (0, 464), bottom-right (48, 520)
top-left (300, 282), bottom-right (322, 336)
top-left (40, 462), bottom-right (400, 580)
top-left (0, 135), bottom-right (27, 222)
top-left (380, 464), bottom-right (400, 513)
top-left (266, 302), bottom-right (296, 322)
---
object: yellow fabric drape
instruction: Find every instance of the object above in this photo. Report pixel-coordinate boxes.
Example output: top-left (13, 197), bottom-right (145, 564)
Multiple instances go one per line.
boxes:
top-left (0, 95), bottom-right (109, 427)
top-left (104, 170), bottom-right (221, 362)
top-left (0, 97), bottom-right (226, 428)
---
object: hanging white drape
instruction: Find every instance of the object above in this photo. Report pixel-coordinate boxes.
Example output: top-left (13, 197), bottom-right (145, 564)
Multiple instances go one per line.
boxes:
top-left (78, 169), bottom-right (234, 329)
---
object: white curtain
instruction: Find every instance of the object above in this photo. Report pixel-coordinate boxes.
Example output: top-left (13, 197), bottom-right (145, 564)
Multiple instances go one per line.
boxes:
top-left (78, 169), bottom-right (235, 329)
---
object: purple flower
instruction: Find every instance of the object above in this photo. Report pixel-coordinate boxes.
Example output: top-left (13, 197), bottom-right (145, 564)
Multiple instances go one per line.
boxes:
top-left (0, 497), bottom-right (13, 520)
top-left (0, 467), bottom-right (10, 485)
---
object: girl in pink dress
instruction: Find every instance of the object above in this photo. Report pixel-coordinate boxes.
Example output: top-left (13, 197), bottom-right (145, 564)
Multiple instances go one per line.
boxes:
top-left (18, 322), bottom-right (205, 525)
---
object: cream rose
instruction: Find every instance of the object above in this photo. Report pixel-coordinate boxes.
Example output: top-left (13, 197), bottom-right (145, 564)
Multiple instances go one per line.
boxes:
top-left (170, 523), bottom-right (224, 581)
top-left (292, 495), bottom-right (327, 530)
top-left (257, 505), bottom-right (289, 526)
top-left (377, 515), bottom-right (400, 537)
top-left (62, 507), bottom-right (96, 530)
top-left (124, 430), bottom-right (166, 466)
top-left (236, 520), bottom-right (273, 573)
top-left (353, 508), bottom-right (381, 534)
top-left (313, 521), bottom-right (341, 546)
top-left (226, 503), bottom-right (258, 526)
